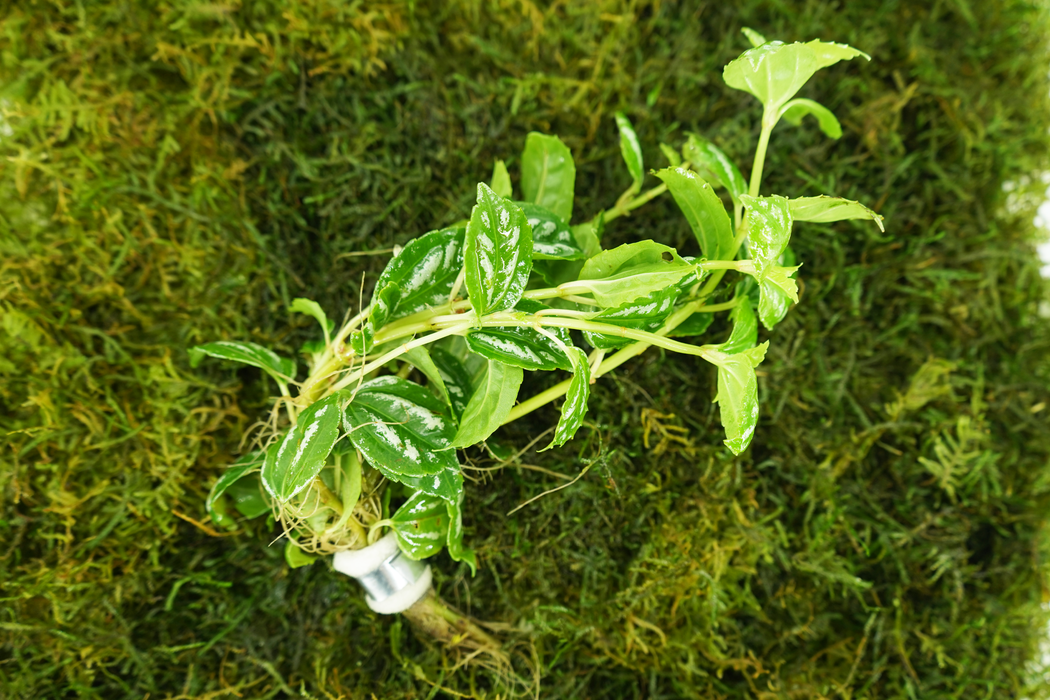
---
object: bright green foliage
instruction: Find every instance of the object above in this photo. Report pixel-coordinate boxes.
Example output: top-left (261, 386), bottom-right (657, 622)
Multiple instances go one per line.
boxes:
top-left (546, 345), bottom-right (591, 449)
top-left (682, 134), bottom-right (748, 205)
top-left (4, 2), bottom-right (1050, 699)
top-left (450, 360), bottom-right (524, 447)
top-left (517, 202), bottom-right (587, 260)
top-left (189, 341), bottom-right (297, 383)
top-left (780, 98), bottom-right (843, 138)
top-left (206, 451), bottom-right (265, 522)
top-left (575, 240), bottom-right (695, 306)
top-left (656, 167), bottom-right (736, 259)
top-left (740, 194), bottom-right (793, 279)
top-left (790, 194), bottom-right (886, 231)
top-left (391, 492), bottom-right (449, 560)
top-left (615, 112), bottom-right (645, 189)
top-left (520, 133), bottom-right (576, 221)
top-left (465, 183), bottom-right (534, 317)
top-left (712, 342), bottom-right (769, 454)
top-left (261, 394), bottom-right (342, 501)
top-left (490, 159), bottom-right (512, 198)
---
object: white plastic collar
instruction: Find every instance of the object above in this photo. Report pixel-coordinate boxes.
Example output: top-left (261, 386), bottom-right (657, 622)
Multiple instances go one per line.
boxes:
top-left (332, 533), bottom-right (431, 614)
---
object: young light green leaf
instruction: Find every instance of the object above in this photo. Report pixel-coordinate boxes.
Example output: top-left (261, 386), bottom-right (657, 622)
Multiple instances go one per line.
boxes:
top-left (779, 98), bottom-right (842, 139)
top-left (740, 194), bottom-right (793, 279)
top-left (520, 132), bottom-right (576, 221)
top-left (490, 159), bottom-right (512, 198)
top-left (467, 300), bottom-right (573, 371)
top-left (188, 341), bottom-right (296, 382)
top-left (544, 345), bottom-right (591, 449)
top-left (742, 27), bottom-right (767, 48)
top-left (758, 277), bottom-right (793, 330)
top-left (575, 240), bottom-right (695, 308)
top-left (351, 226), bottom-right (466, 354)
top-left (788, 195), bottom-right (885, 232)
top-left (465, 183), bottom-right (533, 317)
top-left (682, 134), bottom-right (747, 205)
top-left (391, 491), bottom-right (449, 560)
top-left (723, 39), bottom-right (870, 114)
top-left (429, 345), bottom-right (476, 421)
top-left (261, 394), bottom-right (342, 502)
top-left (402, 346), bottom-right (452, 411)
top-left (711, 342), bottom-right (769, 455)
top-left (516, 202), bottom-right (586, 260)
top-left (615, 112), bottom-right (644, 189)
top-left (654, 167), bottom-right (734, 261)
top-left (659, 142), bottom-right (683, 167)
top-left (206, 451), bottom-right (265, 522)
top-left (583, 285), bottom-right (680, 350)
top-left (719, 295), bottom-right (758, 354)
top-left (289, 298), bottom-right (329, 341)
top-left (450, 360), bottom-right (523, 448)
top-left (344, 376), bottom-right (458, 479)
top-left (285, 541), bottom-right (316, 568)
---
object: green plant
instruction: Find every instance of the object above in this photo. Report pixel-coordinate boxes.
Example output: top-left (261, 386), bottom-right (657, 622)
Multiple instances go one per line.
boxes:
top-left (191, 28), bottom-right (882, 651)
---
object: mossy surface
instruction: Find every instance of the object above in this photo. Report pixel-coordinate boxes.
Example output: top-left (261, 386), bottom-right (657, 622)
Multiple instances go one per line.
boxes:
top-left (3, 1), bottom-right (1050, 697)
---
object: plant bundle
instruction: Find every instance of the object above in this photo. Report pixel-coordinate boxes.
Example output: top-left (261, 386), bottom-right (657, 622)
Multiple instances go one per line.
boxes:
top-left (192, 29), bottom-right (883, 654)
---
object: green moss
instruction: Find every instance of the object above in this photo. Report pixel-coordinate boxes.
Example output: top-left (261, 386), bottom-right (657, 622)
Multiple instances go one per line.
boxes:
top-left (2, 1), bottom-right (1050, 697)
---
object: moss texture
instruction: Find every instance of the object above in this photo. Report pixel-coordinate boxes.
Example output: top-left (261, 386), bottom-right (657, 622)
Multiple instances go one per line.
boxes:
top-left (3, 1), bottom-right (1050, 697)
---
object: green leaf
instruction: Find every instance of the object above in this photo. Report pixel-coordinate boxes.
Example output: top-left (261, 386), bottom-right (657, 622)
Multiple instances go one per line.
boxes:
top-left (682, 135), bottom-right (747, 205)
top-left (788, 195), bottom-right (885, 232)
top-left (516, 202), bottom-right (586, 260)
top-left (668, 311), bottom-right (714, 338)
top-left (532, 214), bottom-right (603, 286)
top-left (711, 342), bottom-right (769, 455)
top-left (758, 277), bottom-right (793, 330)
top-left (615, 112), bottom-right (644, 188)
top-left (740, 194), bottom-right (793, 280)
top-left (344, 376), bottom-right (458, 479)
top-left (575, 240), bottom-right (696, 308)
top-left (428, 345), bottom-right (476, 422)
top-left (490, 159), bottom-right (512, 198)
top-left (351, 226), bottom-right (467, 354)
top-left (583, 285), bottom-right (679, 350)
top-left (289, 298), bottom-right (329, 342)
top-left (659, 142), bottom-right (682, 167)
top-left (444, 494), bottom-right (476, 574)
top-left (545, 345), bottom-right (591, 449)
top-left (742, 27), bottom-right (767, 47)
top-left (402, 346), bottom-right (452, 413)
top-left (467, 299), bottom-right (573, 371)
top-left (450, 360), bottom-right (523, 448)
top-left (285, 541), bottom-right (316, 568)
top-left (465, 183), bottom-right (533, 317)
top-left (520, 132), bottom-right (576, 221)
top-left (391, 491), bottom-right (449, 560)
top-left (261, 394), bottom-right (343, 502)
top-left (655, 167), bottom-right (735, 261)
top-left (780, 98), bottom-right (842, 139)
top-left (206, 451), bottom-right (266, 523)
top-left (719, 295), bottom-right (758, 354)
top-left (723, 39), bottom-right (870, 113)
top-left (188, 341), bottom-right (296, 382)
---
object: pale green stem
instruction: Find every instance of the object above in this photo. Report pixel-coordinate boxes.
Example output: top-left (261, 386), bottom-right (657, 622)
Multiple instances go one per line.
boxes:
top-left (748, 110), bottom-right (775, 198)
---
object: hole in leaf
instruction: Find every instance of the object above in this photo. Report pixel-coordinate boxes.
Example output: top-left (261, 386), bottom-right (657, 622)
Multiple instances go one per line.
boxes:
top-left (661, 251), bottom-right (674, 261)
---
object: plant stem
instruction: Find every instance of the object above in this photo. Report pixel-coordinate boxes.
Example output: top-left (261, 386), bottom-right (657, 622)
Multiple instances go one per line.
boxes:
top-left (748, 110), bottom-right (775, 198)
top-left (312, 477), bottom-right (344, 517)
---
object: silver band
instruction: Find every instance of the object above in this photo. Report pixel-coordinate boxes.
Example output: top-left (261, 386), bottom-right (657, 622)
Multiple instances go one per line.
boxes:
top-left (354, 548), bottom-right (427, 601)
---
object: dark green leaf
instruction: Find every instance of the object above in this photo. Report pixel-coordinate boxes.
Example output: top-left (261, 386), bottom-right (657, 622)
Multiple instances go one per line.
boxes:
top-left (490, 159), bottom-right (512, 198)
top-left (615, 112), bottom-right (644, 188)
top-left (545, 345), bottom-right (591, 449)
top-left (520, 132), bottom-right (576, 221)
top-left (344, 376), bottom-right (458, 480)
top-left (465, 183), bottom-right (533, 317)
top-left (789, 195), bottom-right (885, 231)
top-left (532, 213), bottom-right (603, 286)
top-left (390, 491), bottom-right (448, 560)
top-left (583, 285), bottom-right (680, 350)
top-left (444, 493), bottom-right (476, 574)
top-left (188, 341), bottom-right (296, 382)
top-left (655, 167), bottom-right (735, 261)
top-left (261, 394), bottom-right (343, 502)
top-left (206, 451), bottom-right (266, 522)
top-left (429, 345), bottom-right (476, 421)
top-left (467, 299), bottom-right (572, 371)
top-left (740, 194), bottom-right (793, 280)
top-left (668, 311), bottom-right (714, 338)
top-left (682, 135), bottom-right (747, 205)
top-left (711, 342), bottom-right (768, 455)
top-left (450, 360), bottom-right (523, 448)
top-left (575, 240), bottom-right (695, 308)
top-left (402, 346), bottom-right (452, 413)
top-left (723, 39), bottom-right (870, 113)
top-left (516, 202), bottom-right (586, 260)
top-left (780, 98), bottom-right (842, 139)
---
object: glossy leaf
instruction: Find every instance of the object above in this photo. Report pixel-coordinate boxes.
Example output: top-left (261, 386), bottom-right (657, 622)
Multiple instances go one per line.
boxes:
top-left (780, 98), bottom-right (842, 139)
top-left (344, 376), bottom-right (458, 479)
top-left (188, 341), bottom-right (296, 382)
top-left (668, 310), bottom-right (714, 338)
top-left (261, 394), bottom-right (343, 502)
top-left (789, 195), bottom-right (885, 232)
top-left (682, 135), bottom-right (747, 205)
top-left (490, 159), bottom-right (512, 198)
top-left (465, 183), bottom-right (533, 317)
top-left (450, 360), bottom-right (523, 448)
top-left (742, 26), bottom-right (767, 47)
top-left (575, 240), bottom-right (695, 308)
top-left (391, 491), bottom-right (448, 560)
top-left (520, 132), bottom-right (576, 221)
top-left (402, 346), bottom-right (452, 412)
top-left (206, 451), bottom-right (266, 522)
top-left (740, 194), bottom-right (793, 280)
top-left (655, 167), bottom-right (734, 261)
top-left (712, 342), bottom-right (769, 455)
top-left (759, 277), bottom-right (793, 330)
top-left (467, 300), bottom-right (573, 371)
top-left (545, 345), bottom-right (591, 449)
top-left (583, 285), bottom-right (679, 350)
top-left (429, 345), bottom-right (476, 421)
top-left (615, 112), bottom-right (644, 188)
top-left (723, 39), bottom-right (870, 113)
top-left (532, 214), bottom-right (603, 286)
top-left (719, 295), bottom-right (758, 354)
top-left (516, 202), bottom-right (586, 260)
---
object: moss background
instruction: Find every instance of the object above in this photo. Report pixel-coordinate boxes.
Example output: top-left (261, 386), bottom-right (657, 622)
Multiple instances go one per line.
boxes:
top-left (3, 0), bottom-right (1050, 697)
